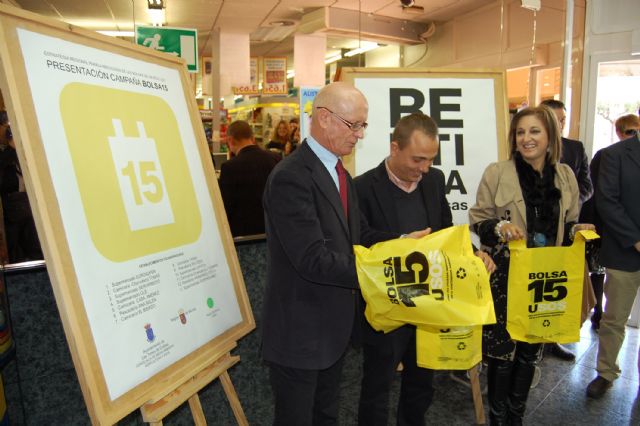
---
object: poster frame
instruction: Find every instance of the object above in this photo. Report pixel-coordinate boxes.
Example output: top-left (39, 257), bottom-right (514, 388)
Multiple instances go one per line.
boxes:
top-left (0, 5), bottom-right (254, 424)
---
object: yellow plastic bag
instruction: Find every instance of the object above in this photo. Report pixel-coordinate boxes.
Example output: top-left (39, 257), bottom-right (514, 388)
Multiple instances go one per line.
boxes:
top-left (506, 230), bottom-right (599, 343)
top-left (416, 325), bottom-right (483, 370)
top-left (354, 225), bottom-right (496, 332)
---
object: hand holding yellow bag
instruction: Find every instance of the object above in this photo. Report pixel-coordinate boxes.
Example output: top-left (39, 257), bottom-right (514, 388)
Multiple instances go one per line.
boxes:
top-left (354, 225), bottom-right (496, 332)
top-left (506, 230), bottom-right (599, 343)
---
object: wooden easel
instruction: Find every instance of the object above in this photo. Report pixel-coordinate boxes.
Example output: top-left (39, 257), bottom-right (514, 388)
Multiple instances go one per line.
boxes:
top-left (140, 342), bottom-right (247, 426)
top-left (468, 363), bottom-right (486, 425)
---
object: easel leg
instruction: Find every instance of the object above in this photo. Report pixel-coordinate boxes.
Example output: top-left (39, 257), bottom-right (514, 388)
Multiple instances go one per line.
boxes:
top-left (468, 363), bottom-right (486, 425)
top-left (220, 370), bottom-right (248, 426)
top-left (188, 394), bottom-right (207, 426)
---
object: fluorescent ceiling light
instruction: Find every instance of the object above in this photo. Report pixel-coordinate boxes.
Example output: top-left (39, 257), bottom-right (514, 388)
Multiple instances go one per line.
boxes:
top-left (97, 30), bottom-right (135, 37)
top-left (324, 54), bottom-right (342, 64)
top-left (344, 42), bottom-right (379, 57)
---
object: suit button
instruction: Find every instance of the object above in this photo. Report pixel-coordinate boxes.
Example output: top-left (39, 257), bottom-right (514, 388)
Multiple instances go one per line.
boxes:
top-left (352, 289), bottom-right (356, 294)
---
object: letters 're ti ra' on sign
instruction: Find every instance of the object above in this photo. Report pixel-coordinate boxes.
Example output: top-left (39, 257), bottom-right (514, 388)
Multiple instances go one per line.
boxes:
top-left (108, 119), bottom-right (174, 231)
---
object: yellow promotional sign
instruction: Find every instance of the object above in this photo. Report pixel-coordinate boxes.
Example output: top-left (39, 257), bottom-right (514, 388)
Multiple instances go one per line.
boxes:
top-left (60, 83), bottom-right (202, 262)
top-left (506, 230), bottom-right (599, 343)
top-left (416, 325), bottom-right (483, 370)
top-left (354, 225), bottom-right (496, 332)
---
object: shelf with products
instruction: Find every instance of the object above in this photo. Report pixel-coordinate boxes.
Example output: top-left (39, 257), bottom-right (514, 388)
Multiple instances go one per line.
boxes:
top-left (227, 96), bottom-right (299, 147)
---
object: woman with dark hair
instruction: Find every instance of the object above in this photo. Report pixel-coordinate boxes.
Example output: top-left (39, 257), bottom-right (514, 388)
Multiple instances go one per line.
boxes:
top-left (469, 105), bottom-right (594, 425)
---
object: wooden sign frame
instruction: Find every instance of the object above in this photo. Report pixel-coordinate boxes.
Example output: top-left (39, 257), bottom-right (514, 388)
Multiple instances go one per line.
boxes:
top-left (0, 5), bottom-right (254, 424)
top-left (339, 67), bottom-right (510, 169)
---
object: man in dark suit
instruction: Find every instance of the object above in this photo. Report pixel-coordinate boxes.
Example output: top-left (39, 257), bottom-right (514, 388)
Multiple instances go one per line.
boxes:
top-left (218, 120), bottom-right (280, 237)
top-left (541, 99), bottom-right (593, 206)
top-left (261, 82), bottom-right (428, 425)
top-left (355, 113), bottom-right (494, 425)
top-left (586, 132), bottom-right (640, 398)
top-left (541, 99), bottom-right (594, 361)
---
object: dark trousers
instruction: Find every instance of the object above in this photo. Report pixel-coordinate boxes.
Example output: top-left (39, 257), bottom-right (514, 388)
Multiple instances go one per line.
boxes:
top-left (358, 326), bottom-right (434, 426)
top-left (487, 342), bottom-right (541, 425)
top-left (268, 355), bottom-right (345, 426)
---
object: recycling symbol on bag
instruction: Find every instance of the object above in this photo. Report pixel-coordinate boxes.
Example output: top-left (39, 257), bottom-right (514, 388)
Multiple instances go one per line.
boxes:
top-left (457, 342), bottom-right (466, 351)
top-left (456, 268), bottom-right (467, 279)
top-left (542, 319), bottom-right (551, 327)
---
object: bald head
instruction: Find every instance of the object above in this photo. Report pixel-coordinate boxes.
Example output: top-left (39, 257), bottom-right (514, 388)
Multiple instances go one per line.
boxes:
top-left (310, 82), bottom-right (369, 157)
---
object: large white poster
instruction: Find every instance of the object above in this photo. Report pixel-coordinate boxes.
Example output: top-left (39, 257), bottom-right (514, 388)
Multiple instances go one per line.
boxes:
top-left (17, 29), bottom-right (242, 399)
top-left (354, 77), bottom-right (500, 225)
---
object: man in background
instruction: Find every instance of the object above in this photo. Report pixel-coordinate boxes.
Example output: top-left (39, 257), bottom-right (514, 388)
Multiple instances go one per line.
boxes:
top-left (586, 124), bottom-right (640, 398)
top-left (541, 99), bottom-right (593, 361)
top-left (218, 120), bottom-right (280, 237)
top-left (355, 112), bottom-right (494, 425)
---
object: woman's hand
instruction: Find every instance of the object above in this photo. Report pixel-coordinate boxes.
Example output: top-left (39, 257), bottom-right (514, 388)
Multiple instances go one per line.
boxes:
top-left (498, 222), bottom-right (526, 242)
top-left (475, 250), bottom-right (496, 274)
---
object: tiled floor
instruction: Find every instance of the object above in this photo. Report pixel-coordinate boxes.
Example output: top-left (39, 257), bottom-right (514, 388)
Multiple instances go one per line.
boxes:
top-left (2, 246), bottom-right (640, 425)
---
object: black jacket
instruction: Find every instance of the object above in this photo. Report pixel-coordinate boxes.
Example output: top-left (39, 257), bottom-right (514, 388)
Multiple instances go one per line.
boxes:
top-left (560, 137), bottom-right (593, 207)
top-left (261, 142), bottom-right (396, 369)
top-left (218, 145), bottom-right (280, 237)
top-left (596, 134), bottom-right (640, 271)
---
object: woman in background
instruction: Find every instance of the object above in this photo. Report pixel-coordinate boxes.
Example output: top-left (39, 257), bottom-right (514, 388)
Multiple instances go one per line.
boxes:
top-left (266, 119), bottom-right (290, 153)
top-left (469, 105), bottom-right (593, 425)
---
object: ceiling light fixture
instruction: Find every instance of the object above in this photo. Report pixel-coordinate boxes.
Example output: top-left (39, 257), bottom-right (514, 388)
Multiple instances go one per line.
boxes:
top-left (324, 54), bottom-right (342, 64)
top-left (147, 0), bottom-right (165, 26)
top-left (147, 0), bottom-right (164, 9)
top-left (344, 42), bottom-right (379, 57)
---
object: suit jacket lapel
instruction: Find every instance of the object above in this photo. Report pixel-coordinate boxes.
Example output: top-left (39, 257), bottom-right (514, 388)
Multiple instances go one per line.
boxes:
top-left (300, 142), bottom-right (350, 235)
top-left (372, 162), bottom-right (400, 231)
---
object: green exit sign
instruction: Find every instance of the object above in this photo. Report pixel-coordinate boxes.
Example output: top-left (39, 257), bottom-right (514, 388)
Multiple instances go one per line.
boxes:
top-left (135, 26), bottom-right (198, 72)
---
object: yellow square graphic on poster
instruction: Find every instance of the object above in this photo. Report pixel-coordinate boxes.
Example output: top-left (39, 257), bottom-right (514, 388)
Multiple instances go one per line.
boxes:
top-left (59, 83), bottom-right (202, 262)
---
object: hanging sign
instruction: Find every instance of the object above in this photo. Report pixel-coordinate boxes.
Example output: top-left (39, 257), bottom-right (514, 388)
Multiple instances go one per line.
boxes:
top-left (136, 25), bottom-right (198, 73)
top-left (233, 57), bottom-right (259, 95)
top-left (262, 57), bottom-right (287, 95)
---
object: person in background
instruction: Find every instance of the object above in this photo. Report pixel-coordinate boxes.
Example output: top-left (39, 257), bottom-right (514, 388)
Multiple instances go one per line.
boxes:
top-left (0, 126), bottom-right (43, 262)
top-left (355, 112), bottom-right (495, 426)
top-left (469, 106), bottom-right (593, 425)
top-left (218, 120), bottom-right (280, 237)
top-left (540, 99), bottom-right (594, 361)
top-left (266, 119), bottom-right (290, 153)
top-left (581, 114), bottom-right (640, 330)
top-left (261, 82), bottom-right (428, 425)
top-left (585, 116), bottom-right (640, 399)
top-left (286, 117), bottom-right (300, 155)
top-left (0, 111), bottom-right (9, 149)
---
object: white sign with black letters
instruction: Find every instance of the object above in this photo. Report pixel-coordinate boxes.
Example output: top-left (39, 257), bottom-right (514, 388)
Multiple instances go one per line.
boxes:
top-left (354, 77), bottom-right (500, 225)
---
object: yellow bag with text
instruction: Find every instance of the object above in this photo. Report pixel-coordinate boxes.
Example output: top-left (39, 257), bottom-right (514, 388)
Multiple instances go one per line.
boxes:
top-left (354, 225), bottom-right (496, 332)
top-left (507, 230), bottom-right (599, 343)
top-left (416, 325), bottom-right (483, 370)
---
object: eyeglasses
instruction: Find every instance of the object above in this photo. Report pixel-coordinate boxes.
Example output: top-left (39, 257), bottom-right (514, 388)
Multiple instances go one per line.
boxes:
top-left (623, 128), bottom-right (638, 136)
top-left (318, 107), bottom-right (368, 131)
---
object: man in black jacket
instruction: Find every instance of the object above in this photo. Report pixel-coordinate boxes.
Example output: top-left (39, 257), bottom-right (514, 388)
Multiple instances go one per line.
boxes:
top-left (355, 113), bottom-right (494, 425)
top-left (218, 120), bottom-right (280, 237)
top-left (586, 132), bottom-right (640, 398)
